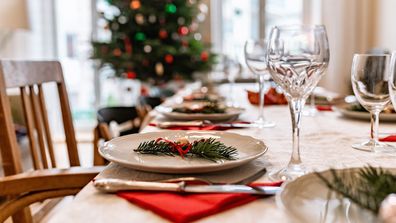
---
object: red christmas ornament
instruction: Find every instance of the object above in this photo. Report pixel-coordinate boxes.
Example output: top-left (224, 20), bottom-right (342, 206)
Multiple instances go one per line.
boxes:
top-left (126, 71), bottom-right (137, 79)
top-left (164, 54), bottom-right (174, 63)
top-left (100, 46), bottom-right (109, 54)
top-left (142, 59), bottom-right (150, 66)
top-left (130, 0), bottom-right (141, 9)
top-left (140, 85), bottom-right (149, 96)
top-left (200, 51), bottom-right (209, 61)
top-left (113, 48), bottom-right (122, 57)
top-left (178, 26), bottom-right (189, 35)
top-left (181, 40), bottom-right (189, 47)
top-left (159, 29), bottom-right (168, 39)
top-left (123, 37), bottom-right (133, 54)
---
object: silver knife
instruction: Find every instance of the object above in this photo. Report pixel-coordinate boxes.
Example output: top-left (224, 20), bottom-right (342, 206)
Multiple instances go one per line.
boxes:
top-left (93, 178), bottom-right (281, 195)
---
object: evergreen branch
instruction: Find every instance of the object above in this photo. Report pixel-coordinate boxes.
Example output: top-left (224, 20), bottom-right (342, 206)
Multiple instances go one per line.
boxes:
top-left (190, 138), bottom-right (238, 162)
top-left (134, 138), bottom-right (238, 162)
top-left (172, 103), bottom-right (225, 114)
top-left (315, 166), bottom-right (396, 214)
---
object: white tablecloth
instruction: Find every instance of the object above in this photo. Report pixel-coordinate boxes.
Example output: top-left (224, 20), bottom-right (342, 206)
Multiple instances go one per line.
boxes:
top-left (49, 84), bottom-right (396, 223)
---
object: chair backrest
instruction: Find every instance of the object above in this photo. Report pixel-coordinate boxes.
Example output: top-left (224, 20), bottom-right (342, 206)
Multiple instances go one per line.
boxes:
top-left (0, 61), bottom-right (80, 176)
top-left (139, 96), bottom-right (162, 109)
top-left (97, 106), bottom-right (138, 124)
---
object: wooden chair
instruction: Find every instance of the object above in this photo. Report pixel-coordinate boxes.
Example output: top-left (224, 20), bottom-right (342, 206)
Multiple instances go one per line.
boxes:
top-left (93, 106), bottom-right (140, 165)
top-left (0, 61), bottom-right (103, 223)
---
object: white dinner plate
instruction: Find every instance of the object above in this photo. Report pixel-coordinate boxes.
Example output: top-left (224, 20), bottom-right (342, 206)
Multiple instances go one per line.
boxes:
top-left (278, 168), bottom-right (396, 223)
top-left (335, 104), bottom-right (396, 122)
top-left (99, 131), bottom-right (267, 174)
top-left (156, 104), bottom-right (245, 121)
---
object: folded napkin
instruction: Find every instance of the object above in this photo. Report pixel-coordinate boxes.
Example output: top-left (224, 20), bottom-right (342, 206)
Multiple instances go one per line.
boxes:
top-left (316, 105), bottom-right (333, 111)
top-left (117, 181), bottom-right (282, 223)
top-left (379, 135), bottom-right (396, 142)
top-left (149, 122), bottom-right (250, 131)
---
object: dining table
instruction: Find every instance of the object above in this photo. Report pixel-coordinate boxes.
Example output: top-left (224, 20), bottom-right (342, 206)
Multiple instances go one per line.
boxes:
top-left (49, 83), bottom-right (396, 223)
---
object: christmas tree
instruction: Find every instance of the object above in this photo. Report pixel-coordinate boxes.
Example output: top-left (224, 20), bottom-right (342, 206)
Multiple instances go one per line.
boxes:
top-left (92, 0), bottom-right (215, 83)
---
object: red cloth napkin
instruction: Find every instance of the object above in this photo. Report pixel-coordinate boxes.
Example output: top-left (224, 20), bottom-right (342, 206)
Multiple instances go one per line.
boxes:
top-left (379, 135), bottom-right (396, 142)
top-left (117, 181), bottom-right (282, 223)
top-left (149, 122), bottom-right (250, 131)
top-left (316, 105), bottom-right (333, 111)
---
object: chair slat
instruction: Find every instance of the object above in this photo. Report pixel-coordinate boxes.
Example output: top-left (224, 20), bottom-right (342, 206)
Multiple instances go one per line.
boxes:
top-left (37, 85), bottom-right (56, 167)
top-left (29, 86), bottom-right (49, 169)
top-left (20, 87), bottom-right (43, 170)
top-left (0, 70), bottom-right (22, 175)
top-left (57, 82), bottom-right (80, 166)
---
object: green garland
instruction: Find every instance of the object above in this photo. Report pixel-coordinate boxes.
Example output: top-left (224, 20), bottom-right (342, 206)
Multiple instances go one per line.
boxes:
top-left (134, 138), bottom-right (238, 162)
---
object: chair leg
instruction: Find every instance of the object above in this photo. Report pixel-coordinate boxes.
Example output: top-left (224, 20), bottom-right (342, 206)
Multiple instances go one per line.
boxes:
top-left (12, 208), bottom-right (33, 223)
top-left (93, 126), bottom-right (106, 166)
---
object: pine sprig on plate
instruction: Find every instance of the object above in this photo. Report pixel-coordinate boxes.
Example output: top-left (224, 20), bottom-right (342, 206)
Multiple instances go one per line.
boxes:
top-left (315, 166), bottom-right (396, 214)
top-left (134, 138), bottom-right (238, 162)
top-left (172, 103), bottom-right (226, 114)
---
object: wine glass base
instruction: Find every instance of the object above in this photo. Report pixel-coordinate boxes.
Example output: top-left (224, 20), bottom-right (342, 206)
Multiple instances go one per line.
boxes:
top-left (253, 119), bottom-right (276, 128)
top-left (269, 164), bottom-right (308, 182)
top-left (352, 140), bottom-right (396, 153)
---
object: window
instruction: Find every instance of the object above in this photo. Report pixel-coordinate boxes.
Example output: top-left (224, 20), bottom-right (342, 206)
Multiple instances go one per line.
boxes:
top-left (211, 0), bottom-right (303, 60)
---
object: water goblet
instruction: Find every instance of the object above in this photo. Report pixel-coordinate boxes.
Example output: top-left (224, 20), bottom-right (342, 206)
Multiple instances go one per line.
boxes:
top-left (351, 54), bottom-right (396, 153)
top-left (267, 25), bottom-right (330, 181)
top-left (244, 39), bottom-right (276, 128)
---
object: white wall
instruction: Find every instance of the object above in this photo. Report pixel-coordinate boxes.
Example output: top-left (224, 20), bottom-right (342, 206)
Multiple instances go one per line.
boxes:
top-left (373, 0), bottom-right (396, 51)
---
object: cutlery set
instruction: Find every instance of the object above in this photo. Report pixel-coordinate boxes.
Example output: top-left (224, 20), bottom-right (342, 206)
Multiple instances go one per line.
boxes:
top-left (93, 168), bottom-right (281, 195)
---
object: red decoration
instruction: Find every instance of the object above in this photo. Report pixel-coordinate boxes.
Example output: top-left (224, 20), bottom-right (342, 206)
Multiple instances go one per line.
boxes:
top-left (164, 54), bottom-right (174, 63)
top-left (142, 59), bottom-right (150, 66)
top-left (140, 85), bottom-right (149, 96)
top-left (178, 26), bottom-right (189, 35)
top-left (155, 138), bottom-right (192, 158)
top-left (181, 40), bottom-right (189, 47)
top-left (200, 51), bottom-right (208, 61)
top-left (159, 29), bottom-right (168, 39)
top-left (113, 48), bottom-right (122, 57)
top-left (126, 71), bottom-right (137, 79)
top-left (100, 46), bottom-right (109, 54)
top-left (130, 0), bottom-right (141, 9)
top-left (123, 37), bottom-right (133, 54)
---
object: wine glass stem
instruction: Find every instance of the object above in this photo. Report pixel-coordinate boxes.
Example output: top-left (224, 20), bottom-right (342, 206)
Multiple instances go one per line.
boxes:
top-left (258, 74), bottom-right (266, 121)
top-left (289, 99), bottom-right (304, 166)
top-left (370, 111), bottom-right (380, 143)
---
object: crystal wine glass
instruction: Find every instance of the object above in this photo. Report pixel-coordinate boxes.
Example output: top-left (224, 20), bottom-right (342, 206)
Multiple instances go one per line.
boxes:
top-left (390, 52), bottom-right (396, 111)
top-left (267, 25), bottom-right (330, 181)
top-left (351, 54), bottom-right (396, 153)
top-left (244, 39), bottom-right (276, 128)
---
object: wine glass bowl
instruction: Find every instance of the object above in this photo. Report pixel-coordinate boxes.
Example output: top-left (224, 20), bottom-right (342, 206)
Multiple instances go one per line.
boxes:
top-left (244, 39), bottom-right (275, 128)
top-left (267, 25), bottom-right (330, 181)
top-left (351, 54), bottom-right (396, 153)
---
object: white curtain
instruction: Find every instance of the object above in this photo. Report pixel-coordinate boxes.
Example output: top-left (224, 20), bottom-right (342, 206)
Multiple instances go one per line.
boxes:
top-left (316, 0), bottom-right (374, 95)
top-left (313, 0), bottom-right (396, 95)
